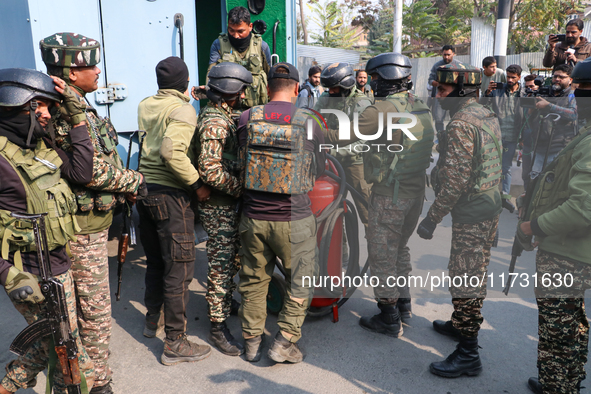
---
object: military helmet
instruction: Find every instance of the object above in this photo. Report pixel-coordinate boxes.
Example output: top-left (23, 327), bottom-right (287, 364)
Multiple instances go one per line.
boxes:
top-left (366, 53), bottom-right (412, 80)
top-left (436, 62), bottom-right (481, 86)
top-left (320, 63), bottom-right (356, 89)
top-left (571, 57), bottom-right (591, 84)
top-left (40, 32), bottom-right (101, 67)
top-left (207, 62), bottom-right (253, 94)
top-left (0, 68), bottom-right (60, 107)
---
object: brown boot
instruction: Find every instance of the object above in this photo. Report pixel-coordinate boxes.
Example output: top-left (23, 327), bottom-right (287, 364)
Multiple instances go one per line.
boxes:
top-left (161, 334), bottom-right (211, 366)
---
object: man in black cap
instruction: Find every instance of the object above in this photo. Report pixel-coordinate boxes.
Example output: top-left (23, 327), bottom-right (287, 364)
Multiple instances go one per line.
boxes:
top-left (137, 56), bottom-right (212, 366)
top-left (236, 62), bottom-right (325, 363)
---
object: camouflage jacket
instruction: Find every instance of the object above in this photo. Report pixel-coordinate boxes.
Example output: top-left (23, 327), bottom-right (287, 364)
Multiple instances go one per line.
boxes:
top-left (53, 94), bottom-right (142, 213)
top-left (194, 102), bottom-right (242, 200)
top-left (428, 98), bottom-right (502, 224)
top-left (315, 86), bottom-right (373, 164)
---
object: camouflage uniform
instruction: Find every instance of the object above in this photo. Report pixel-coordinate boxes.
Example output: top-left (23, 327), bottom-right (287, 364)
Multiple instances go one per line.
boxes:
top-left (2, 271), bottom-right (95, 394)
top-left (526, 125), bottom-right (591, 393)
top-left (43, 32), bottom-right (142, 389)
top-left (193, 102), bottom-right (242, 323)
top-left (315, 87), bottom-right (372, 228)
top-left (427, 98), bottom-right (502, 337)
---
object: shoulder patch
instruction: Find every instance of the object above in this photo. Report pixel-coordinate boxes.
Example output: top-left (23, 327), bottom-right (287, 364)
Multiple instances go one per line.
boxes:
top-left (169, 105), bottom-right (197, 127)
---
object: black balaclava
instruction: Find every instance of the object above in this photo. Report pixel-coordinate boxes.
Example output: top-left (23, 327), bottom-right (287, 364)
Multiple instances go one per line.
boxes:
top-left (0, 104), bottom-right (47, 149)
top-left (229, 32), bottom-right (252, 53)
top-left (574, 88), bottom-right (591, 121)
top-left (371, 77), bottom-right (412, 98)
top-left (156, 57), bottom-right (189, 93)
top-left (439, 87), bottom-right (478, 114)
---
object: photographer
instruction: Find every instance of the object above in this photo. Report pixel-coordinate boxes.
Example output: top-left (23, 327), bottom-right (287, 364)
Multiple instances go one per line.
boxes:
top-left (543, 18), bottom-right (591, 69)
top-left (485, 64), bottom-right (525, 212)
top-left (529, 64), bottom-right (578, 178)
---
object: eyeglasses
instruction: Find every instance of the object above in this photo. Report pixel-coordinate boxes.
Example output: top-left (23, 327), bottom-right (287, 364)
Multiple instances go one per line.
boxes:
top-left (553, 75), bottom-right (569, 80)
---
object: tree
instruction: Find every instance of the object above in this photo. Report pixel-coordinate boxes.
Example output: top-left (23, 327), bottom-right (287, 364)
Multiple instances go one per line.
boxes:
top-left (307, 0), bottom-right (361, 49)
top-left (298, 0), bottom-right (309, 44)
top-left (403, 0), bottom-right (444, 53)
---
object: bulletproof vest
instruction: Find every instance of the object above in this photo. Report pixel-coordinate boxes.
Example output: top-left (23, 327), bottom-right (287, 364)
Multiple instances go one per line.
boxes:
top-left (194, 104), bottom-right (240, 205)
top-left (363, 93), bottom-right (434, 203)
top-left (242, 105), bottom-right (315, 194)
top-left (528, 128), bottom-right (591, 262)
top-left (320, 87), bottom-right (371, 130)
top-left (444, 102), bottom-right (503, 223)
top-left (0, 137), bottom-right (79, 268)
top-left (218, 33), bottom-right (268, 108)
top-left (530, 128), bottom-right (591, 220)
top-left (73, 109), bottom-right (126, 212)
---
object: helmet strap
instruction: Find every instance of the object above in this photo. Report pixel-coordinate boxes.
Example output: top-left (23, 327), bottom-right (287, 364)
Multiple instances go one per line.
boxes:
top-left (25, 100), bottom-right (38, 146)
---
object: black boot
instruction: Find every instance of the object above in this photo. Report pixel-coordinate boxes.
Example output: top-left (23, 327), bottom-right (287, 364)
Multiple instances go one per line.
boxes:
top-left (208, 322), bottom-right (244, 356)
top-left (430, 336), bottom-right (482, 378)
top-left (359, 304), bottom-right (403, 337)
top-left (433, 320), bottom-right (461, 340)
top-left (397, 286), bottom-right (412, 321)
top-left (527, 377), bottom-right (542, 394)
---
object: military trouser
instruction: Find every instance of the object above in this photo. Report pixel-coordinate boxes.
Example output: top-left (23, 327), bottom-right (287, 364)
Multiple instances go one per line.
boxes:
top-left (198, 203), bottom-right (241, 323)
top-left (367, 193), bottom-right (424, 304)
top-left (448, 215), bottom-right (499, 338)
top-left (342, 161), bottom-right (371, 229)
top-left (535, 250), bottom-right (591, 394)
top-left (1, 270), bottom-right (95, 393)
top-left (238, 215), bottom-right (318, 343)
top-left (69, 228), bottom-right (112, 388)
top-left (138, 189), bottom-right (195, 340)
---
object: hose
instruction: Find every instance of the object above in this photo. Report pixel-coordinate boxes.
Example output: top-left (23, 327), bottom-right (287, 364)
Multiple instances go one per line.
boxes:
top-left (306, 155), bottom-right (370, 317)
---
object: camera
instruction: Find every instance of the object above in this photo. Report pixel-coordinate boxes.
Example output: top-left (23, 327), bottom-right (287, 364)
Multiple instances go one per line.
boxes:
top-left (495, 83), bottom-right (505, 91)
top-left (552, 34), bottom-right (567, 42)
top-left (522, 86), bottom-right (551, 108)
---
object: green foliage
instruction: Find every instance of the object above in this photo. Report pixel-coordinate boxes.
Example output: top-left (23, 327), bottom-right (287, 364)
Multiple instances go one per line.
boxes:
top-left (402, 0), bottom-right (443, 52)
top-left (307, 0), bottom-right (361, 49)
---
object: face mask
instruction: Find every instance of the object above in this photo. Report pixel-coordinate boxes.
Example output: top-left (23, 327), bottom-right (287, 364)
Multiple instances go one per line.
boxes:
top-left (574, 89), bottom-right (591, 118)
top-left (228, 32), bottom-right (252, 53)
top-left (370, 79), bottom-right (378, 93)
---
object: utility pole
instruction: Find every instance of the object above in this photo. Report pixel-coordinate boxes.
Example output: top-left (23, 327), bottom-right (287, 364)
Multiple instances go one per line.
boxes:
top-left (494, 0), bottom-right (511, 70)
top-left (393, 0), bottom-right (402, 53)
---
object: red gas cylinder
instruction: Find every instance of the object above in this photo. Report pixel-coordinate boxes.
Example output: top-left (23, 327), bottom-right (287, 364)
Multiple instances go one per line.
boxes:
top-left (308, 163), bottom-right (344, 308)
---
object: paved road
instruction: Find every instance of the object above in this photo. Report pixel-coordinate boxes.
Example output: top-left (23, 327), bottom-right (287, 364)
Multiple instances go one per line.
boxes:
top-left (1, 167), bottom-right (588, 393)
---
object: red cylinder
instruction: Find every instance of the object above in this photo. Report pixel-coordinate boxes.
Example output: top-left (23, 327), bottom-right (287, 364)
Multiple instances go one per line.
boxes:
top-left (308, 172), bottom-right (343, 307)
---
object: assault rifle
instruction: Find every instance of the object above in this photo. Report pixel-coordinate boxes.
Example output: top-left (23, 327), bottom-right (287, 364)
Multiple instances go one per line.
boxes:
top-left (503, 113), bottom-right (560, 295)
top-left (116, 131), bottom-right (139, 301)
top-left (9, 212), bottom-right (82, 394)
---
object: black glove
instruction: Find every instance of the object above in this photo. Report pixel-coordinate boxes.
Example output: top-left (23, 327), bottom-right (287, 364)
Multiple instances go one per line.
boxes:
top-left (136, 178), bottom-right (148, 200)
top-left (417, 216), bottom-right (437, 240)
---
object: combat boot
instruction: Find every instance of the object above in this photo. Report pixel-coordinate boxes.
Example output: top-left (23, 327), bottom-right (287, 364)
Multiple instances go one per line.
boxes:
top-left (268, 332), bottom-right (304, 363)
top-left (161, 334), bottom-right (211, 366)
top-left (433, 320), bottom-right (461, 340)
top-left (359, 304), bottom-right (403, 338)
top-left (143, 310), bottom-right (164, 338)
top-left (430, 336), bottom-right (482, 378)
top-left (528, 376), bottom-right (584, 393)
top-left (397, 285), bottom-right (412, 321)
top-left (527, 377), bottom-right (542, 394)
top-left (208, 321), bottom-right (244, 356)
top-left (244, 334), bottom-right (264, 362)
top-left (89, 382), bottom-right (113, 394)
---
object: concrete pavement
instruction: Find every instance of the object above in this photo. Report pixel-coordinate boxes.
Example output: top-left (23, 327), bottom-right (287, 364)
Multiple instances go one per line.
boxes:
top-left (1, 164), bottom-right (588, 393)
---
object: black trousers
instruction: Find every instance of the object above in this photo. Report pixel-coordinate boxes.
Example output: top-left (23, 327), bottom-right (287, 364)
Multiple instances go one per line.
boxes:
top-left (138, 188), bottom-right (195, 340)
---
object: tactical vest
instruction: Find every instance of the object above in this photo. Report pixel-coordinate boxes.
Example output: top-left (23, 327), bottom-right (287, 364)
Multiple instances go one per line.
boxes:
top-left (74, 111), bottom-right (126, 212)
top-left (528, 128), bottom-right (591, 263)
top-left (218, 33), bottom-right (268, 108)
top-left (363, 93), bottom-right (434, 203)
top-left (195, 104), bottom-right (240, 206)
top-left (444, 102), bottom-right (503, 223)
top-left (320, 87), bottom-right (371, 130)
top-left (242, 105), bottom-right (315, 194)
top-left (0, 137), bottom-right (79, 269)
